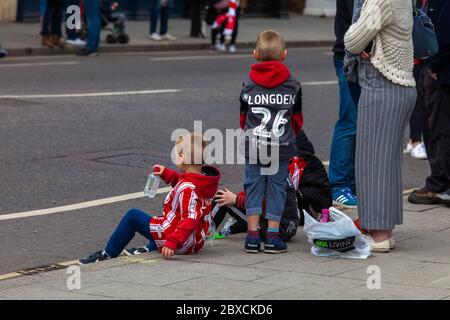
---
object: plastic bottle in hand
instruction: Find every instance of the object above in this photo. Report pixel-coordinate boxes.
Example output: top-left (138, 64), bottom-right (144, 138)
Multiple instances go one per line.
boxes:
top-left (219, 216), bottom-right (236, 238)
top-left (144, 170), bottom-right (161, 198)
top-left (320, 208), bottom-right (330, 223)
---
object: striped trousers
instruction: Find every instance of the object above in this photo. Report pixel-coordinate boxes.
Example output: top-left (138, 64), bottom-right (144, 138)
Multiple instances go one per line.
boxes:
top-left (356, 61), bottom-right (417, 230)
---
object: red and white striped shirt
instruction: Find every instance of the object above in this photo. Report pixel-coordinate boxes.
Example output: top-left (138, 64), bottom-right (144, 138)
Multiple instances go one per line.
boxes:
top-left (150, 166), bottom-right (220, 254)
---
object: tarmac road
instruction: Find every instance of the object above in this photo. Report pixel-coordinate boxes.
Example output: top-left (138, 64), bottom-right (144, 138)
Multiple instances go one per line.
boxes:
top-left (0, 48), bottom-right (430, 274)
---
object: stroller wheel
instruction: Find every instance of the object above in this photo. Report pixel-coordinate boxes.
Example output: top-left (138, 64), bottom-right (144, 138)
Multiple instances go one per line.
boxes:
top-left (118, 34), bottom-right (129, 44)
top-left (106, 34), bottom-right (117, 44)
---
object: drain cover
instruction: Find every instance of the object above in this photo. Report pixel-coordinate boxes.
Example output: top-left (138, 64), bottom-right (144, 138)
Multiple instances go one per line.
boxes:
top-left (93, 153), bottom-right (174, 169)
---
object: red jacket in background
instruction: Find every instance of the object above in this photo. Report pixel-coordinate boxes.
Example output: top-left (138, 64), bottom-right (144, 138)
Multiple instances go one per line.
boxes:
top-left (150, 166), bottom-right (220, 254)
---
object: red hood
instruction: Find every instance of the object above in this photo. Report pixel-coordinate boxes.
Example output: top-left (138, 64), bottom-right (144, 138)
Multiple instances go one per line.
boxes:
top-left (249, 61), bottom-right (291, 89)
top-left (182, 166), bottom-right (220, 198)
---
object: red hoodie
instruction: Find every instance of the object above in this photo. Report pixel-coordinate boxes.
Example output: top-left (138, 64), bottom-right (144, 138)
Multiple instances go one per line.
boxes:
top-left (149, 166), bottom-right (220, 254)
top-left (240, 61), bottom-right (303, 135)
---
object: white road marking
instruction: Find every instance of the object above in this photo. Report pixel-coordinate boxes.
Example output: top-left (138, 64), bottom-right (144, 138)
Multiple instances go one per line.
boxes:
top-left (0, 89), bottom-right (180, 99)
top-left (0, 61), bottom-right (80, 68)
top-left (0, 187), bottom-right (172, 222)
top-left (150, 54), bottom-right (250, 61)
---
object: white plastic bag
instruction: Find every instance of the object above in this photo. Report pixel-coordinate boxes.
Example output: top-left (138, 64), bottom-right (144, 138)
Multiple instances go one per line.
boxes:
top-left (303, 207), bottom-right (372, 259)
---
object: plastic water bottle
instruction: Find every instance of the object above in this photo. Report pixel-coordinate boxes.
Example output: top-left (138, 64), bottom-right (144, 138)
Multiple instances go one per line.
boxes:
top-left (144, 173), bottom-right (160, 198)
top-left (207, 221), bottom-right (216, 247)
top-left (220, 216), bottom-right (236, 237)
top-left (320, 208), bottom-right (330, 223)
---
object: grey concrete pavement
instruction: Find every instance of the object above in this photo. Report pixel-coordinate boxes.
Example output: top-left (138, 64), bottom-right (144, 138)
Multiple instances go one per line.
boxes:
top-left (0, 14), bottom-right (335, 56)
top-left (0, 200), bottom-right (449, 300)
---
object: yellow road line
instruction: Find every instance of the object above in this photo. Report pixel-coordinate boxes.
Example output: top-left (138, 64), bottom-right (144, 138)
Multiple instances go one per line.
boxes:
top-left (0, 272), bottom-right (22, 281)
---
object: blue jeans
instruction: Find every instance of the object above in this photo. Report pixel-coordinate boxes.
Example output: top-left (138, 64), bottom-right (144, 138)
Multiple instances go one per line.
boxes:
top-left (39, 0), bottom-right (47, 16)
top-left (150, 0), bottom-right (171, 35)
top-left (84, 0), bottom-right (101, 51)
top-left (41, 0), bottom-right (63, 37)
top-left (244, 160), bottom-right (290, 222)
top-left (105, 209), bottom-right (157, 258)
top-left (328, 59), bottom-right (361, 193)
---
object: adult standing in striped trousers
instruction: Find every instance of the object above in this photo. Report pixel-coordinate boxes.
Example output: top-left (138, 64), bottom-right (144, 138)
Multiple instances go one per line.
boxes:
top-left (344, 0), bottom-right (417, 252)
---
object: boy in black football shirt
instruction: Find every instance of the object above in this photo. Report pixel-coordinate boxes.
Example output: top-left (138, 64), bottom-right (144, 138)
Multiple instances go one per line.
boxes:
top-left (240, 30), bottom-right (303, 253)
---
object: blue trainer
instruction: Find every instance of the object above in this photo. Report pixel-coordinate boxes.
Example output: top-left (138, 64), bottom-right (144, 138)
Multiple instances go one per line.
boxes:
top-left (332, 188), bottom-right (357, 208)
top-left (264, 237), bottom-right (287, 254)
top-left (244, 236), bottom-right (261, 253)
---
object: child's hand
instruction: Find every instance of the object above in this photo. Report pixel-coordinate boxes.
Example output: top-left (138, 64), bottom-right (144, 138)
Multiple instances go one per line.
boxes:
top-left (161, 246), bottom-right (174, 259)
top-left (215, 188), bottom-right (237, 207)
top-left (153, 165), bottom-right (165, 176)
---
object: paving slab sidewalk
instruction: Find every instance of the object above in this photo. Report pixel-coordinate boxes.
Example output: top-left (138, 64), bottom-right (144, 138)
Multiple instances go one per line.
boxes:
top-left (0, 200), bottom-right (449, 300)
top-left (0, 14), bottom-right (335, 57)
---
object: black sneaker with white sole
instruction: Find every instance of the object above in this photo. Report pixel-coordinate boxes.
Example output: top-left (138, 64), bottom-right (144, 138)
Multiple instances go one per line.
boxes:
top-left (122, 247), bottom-right (150, 256)
top-left (244, 236), bottom-right (261, 253)
top-left (78, 250), bottom-right (110, 265)
top-left (264, 237), bottom-right (288, 254)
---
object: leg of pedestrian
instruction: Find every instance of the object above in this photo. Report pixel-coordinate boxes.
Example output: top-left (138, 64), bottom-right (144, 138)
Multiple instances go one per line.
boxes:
top-left (329, 58), bottom-right (359, 208)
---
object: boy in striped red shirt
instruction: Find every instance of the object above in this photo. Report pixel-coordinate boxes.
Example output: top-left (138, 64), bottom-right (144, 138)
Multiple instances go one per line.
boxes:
top-left (79, 132), bottom-right (220, 264)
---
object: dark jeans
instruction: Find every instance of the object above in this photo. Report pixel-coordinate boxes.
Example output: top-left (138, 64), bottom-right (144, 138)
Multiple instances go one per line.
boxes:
top-left (65, 0), bottom-right (80, 40)
top-left (150, 0), bottom-right (171, 35)
top-left (423, 70), bottom-right (450, 193)
top-left (105, 209), bottom-right (157, 257)
top-left (41, 0), bottom-right (64, 37)
top-left (409, 63), bottom-right (426, 143)
top-left (328, 59), bottom-right (361, 192)
top-left (84, 0), bottom-right (101, 51)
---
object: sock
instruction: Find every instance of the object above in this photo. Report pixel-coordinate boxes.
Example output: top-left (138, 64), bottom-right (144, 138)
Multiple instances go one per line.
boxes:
top-left (247, 230), bottom-right (259, 240)
top-left (102, 250), bottom-right (112, 259)
top-left (267, 227), bottom-right (279, 239)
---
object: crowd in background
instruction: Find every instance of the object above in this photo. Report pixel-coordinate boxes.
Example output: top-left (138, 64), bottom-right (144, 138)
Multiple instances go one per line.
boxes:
top-left (35, 0), bottom-right (244, 56)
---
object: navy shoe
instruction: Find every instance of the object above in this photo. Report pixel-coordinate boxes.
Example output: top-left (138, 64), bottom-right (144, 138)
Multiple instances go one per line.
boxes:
top-left (78, 250), bottom-right (110, 265)
top-left (244, 236), bottom-right (261, 253)
top-left (332, 188), bottom-right (357, 208)
top-left (264, 237), bottom-right (287, 254)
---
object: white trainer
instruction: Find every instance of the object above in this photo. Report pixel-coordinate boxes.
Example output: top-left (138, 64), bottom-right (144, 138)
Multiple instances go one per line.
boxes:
top-left (149, 33), bottom-right (162, 41)
top-left (228, 44), bottom-right (237, 53)
top-left (411, 143), bottom-right (427, 160)
top-left (404, 142), bottom-right (413, 154)
top-left (161, 33), bottom-right (177, 41)
top-left (66, 38), bottom-right (86, 46)
top-left (215, 44), bottom-right (226, 52)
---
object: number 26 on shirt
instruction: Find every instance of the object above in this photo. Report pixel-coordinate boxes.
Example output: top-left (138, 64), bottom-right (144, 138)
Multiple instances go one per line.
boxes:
top-left (252, 107), bottom-right (288, 139)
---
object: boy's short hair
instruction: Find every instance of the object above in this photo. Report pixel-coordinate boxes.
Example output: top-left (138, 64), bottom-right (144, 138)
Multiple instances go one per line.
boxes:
top-left (255, 30), bottom-right (286, 62)
top-left (175, 132), bottom-right (206, 165)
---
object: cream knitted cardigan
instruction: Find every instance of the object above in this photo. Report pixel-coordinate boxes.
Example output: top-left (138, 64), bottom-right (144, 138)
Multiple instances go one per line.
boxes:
top-left (344, 0), bottom-right (415, 87)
